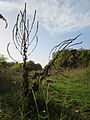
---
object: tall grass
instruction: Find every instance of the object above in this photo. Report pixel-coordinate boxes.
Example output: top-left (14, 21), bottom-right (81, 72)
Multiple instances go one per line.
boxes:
top-left (0, 66), bottom-right (90, 119)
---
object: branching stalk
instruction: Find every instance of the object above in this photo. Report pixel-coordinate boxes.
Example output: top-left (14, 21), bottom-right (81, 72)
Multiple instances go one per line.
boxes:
top-left (7, 3), bottom-right (38, 119)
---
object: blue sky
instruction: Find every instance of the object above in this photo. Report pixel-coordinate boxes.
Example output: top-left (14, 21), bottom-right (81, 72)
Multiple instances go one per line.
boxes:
top-left (0, 0), bottom-right (90, 67)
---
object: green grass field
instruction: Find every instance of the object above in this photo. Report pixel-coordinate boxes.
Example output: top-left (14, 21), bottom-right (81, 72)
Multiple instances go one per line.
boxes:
top-left (0, 66), bottom-right (90, 120)
top-left (43, 66), bottom-right (90, 120)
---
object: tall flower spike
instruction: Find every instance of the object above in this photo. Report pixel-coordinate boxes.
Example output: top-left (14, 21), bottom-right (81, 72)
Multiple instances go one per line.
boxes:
top-left (7, 3), bottom-right (38, 63)
top-left (0, 14), bottom-right (8, 28)
top-left (7, 3), bottom-right (39, 119)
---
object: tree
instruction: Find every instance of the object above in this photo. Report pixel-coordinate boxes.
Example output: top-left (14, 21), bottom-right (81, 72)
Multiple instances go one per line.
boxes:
top-left (27, 61), bottom-right (36, 71)
top-left (0, 14), bottom-right (7, 67)
top-left (35, 63), bottom-right (42, 70)
top-left (0, 55), bottom-right (7, 68)
top-left (27, 61), bottom-right (42, 71)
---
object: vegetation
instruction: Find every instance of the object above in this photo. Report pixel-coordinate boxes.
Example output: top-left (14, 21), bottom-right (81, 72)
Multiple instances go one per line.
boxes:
top-left (52, 49), bottom-right (90, 69)
top-left (0, 3), bottom-right (90, 120)
top-left (0, 50), bottom-right (90, 119)
top-left (6, 3), bottom-right (39, 119)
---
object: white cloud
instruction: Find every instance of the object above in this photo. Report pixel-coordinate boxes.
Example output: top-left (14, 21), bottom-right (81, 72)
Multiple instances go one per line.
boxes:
top-left (0, 0), bottom-right (90, 33)
top-left (0, 1), bottom-right (20, 11)
top-left (29, 0), bottom-right (90, 33)
top-left (0, 0), bottom-right (90, 66)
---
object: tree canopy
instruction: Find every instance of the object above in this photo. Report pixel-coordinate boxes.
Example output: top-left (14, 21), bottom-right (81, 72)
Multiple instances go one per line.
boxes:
top-left (52, 49), bottom-right (90, 69)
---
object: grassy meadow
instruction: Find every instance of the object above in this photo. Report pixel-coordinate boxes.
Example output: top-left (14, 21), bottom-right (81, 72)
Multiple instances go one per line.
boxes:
top-left (46, 66), bottom-right (90, 120)
top-left (0, 63), bottom-right (90, 120)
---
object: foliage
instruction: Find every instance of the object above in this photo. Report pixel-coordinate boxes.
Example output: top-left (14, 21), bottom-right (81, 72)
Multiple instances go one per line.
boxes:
top-left (0, 55), bottom-right (7, 68)
top-left (45, 66), bottom-right (90, 120)
top-left (52, 49), bottom-right (90, 69)
top-left (27, 61), bottom-right (42, 71)
top-left (0, 7), bottom-right (90, 120)
top-left (0, 53), bottom-right (90, 119)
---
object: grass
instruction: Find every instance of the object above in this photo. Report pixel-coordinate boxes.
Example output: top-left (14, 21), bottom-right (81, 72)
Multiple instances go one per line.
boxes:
top-left (0, 66), bottom-right (90, 119)
top-left (44, 66), bottom-right (90, 119)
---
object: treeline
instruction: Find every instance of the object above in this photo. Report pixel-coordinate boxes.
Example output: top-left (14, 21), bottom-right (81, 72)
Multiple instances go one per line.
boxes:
top-left (0, 55), bottom-right (42, 93)
top-left (0, 49), bottom-right (90, 72)
top-left (52, 49), bottom-right (90, 69)
top-left (0, 55), bottom-right (42, 72)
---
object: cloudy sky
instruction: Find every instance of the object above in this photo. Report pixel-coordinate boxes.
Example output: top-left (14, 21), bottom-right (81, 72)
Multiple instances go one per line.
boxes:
top-left (0, 0), bottom-right (90, 67)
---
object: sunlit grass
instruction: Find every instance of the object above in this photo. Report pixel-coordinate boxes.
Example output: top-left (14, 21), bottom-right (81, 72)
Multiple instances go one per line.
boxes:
top-left (0, 66), bottom-right (90, 119)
